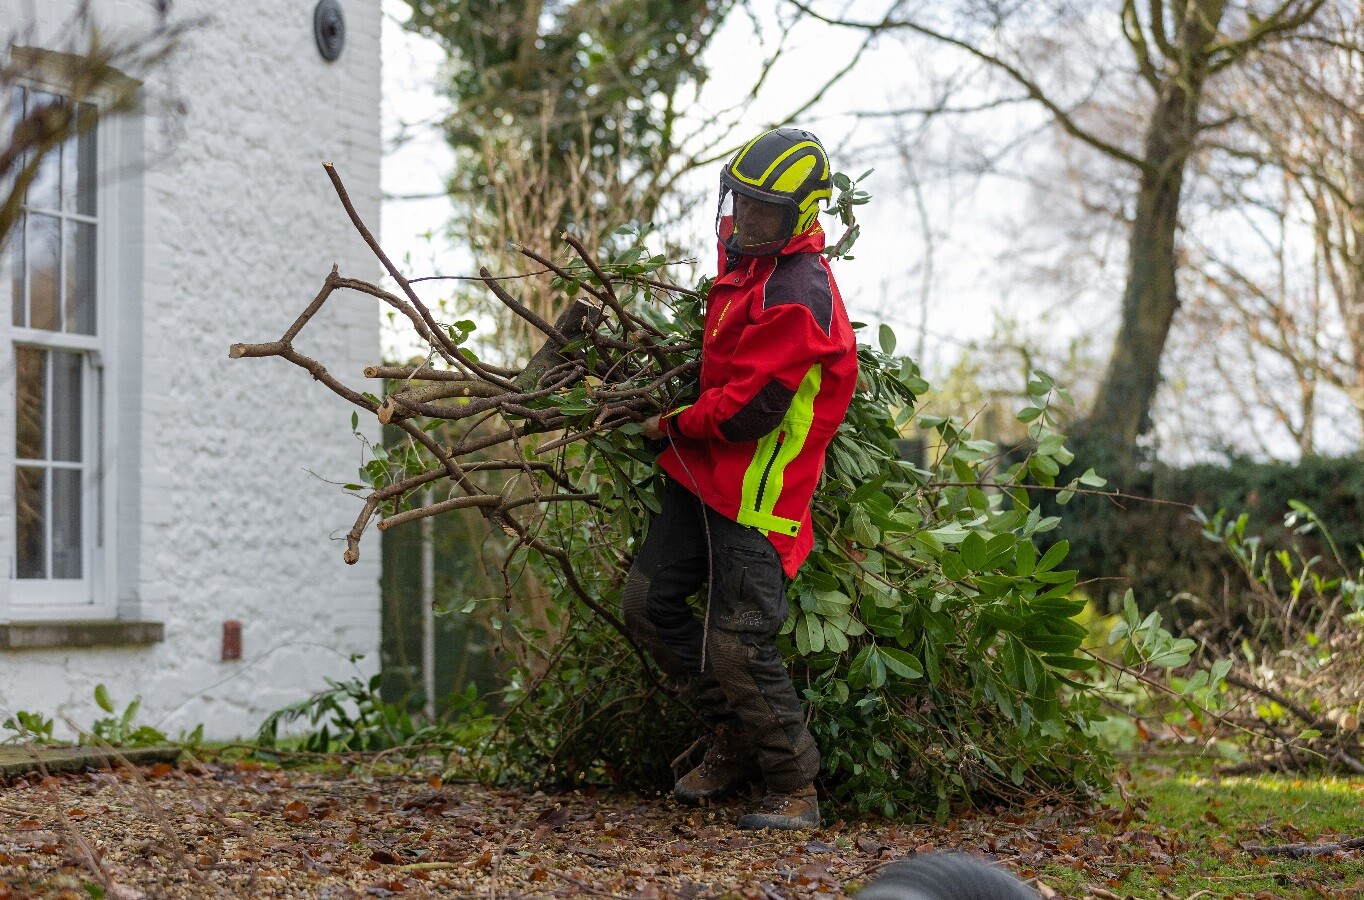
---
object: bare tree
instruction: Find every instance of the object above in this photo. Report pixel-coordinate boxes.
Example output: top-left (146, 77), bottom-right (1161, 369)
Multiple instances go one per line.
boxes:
top-left (1237, 0), bottom-right (1364, 426)
top-left (791, 0), bottom-right (1331, 470)
top-left (1131, 0), bottom-right (1364, 456)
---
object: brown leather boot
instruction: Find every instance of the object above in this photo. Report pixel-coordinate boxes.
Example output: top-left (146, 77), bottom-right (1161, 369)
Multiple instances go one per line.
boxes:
top-left (736, 784), bottom-right (820, 830)
top-left (674, 723), bottom-right (760, 804)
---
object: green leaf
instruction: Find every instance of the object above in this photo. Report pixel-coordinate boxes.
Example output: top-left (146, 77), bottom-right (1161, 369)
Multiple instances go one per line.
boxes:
top-left (814, 590), bottom-right (853, 615)
top-left (796, 614), bottom-right (824, 655)
top-left (850, 506), bottom-right (880, 547)
top-left (823, 619), bottom-right (850, 653)
top-left (1036, 540), bottom-right (1069, 573)
top-left (848, 475), bottom-right (889, 504)
top-left (941, 552), bottom-right (967, 582)
top-left (1019, 632), bottom-right (1082, 654)
top-left (1078, 467), bottom-right (1106, 487)
top-left (1041, 655), bottom-right (1096, 671)
top-left (1146, 638), bottom-right (1196, 668)
top-left (94, 684), bottom-right (114, 714)
top-left (1037, 433), bottom-right (1065, 456)
top-left (960, 532), bottom-right (988, 571)
top-left (867, 650), bottom-right (887, 689)
top-left (878, 323), bottom-right (897, 355)
top-left (1031, 455), bottom-right (1061, 478)
top-left (879, 647), bottom-right (923, 680)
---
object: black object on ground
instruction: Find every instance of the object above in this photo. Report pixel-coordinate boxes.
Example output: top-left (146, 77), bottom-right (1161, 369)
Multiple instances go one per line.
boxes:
top-left (857, 852), bottom-right (1038, 900)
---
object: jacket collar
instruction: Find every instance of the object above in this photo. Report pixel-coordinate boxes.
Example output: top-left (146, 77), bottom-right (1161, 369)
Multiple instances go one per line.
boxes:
top-left (719, 222), bottom-right (827, 277)
top-left (782, 222), bottom-right (827, 255)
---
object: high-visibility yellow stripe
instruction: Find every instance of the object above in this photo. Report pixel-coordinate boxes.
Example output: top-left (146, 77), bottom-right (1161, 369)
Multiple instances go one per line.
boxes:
top-left (772, 155), bottom-right (816, 193)
top-left (730, 129), bottom-right (777, 178)
top-left (737, 507), bottom-right (801, 536)
top-left (731, 141), bottom-right (826, 189)
top-left (738, 364), bottom-right (822, 533)
top-left (800, 188), bottom-right (832, 212)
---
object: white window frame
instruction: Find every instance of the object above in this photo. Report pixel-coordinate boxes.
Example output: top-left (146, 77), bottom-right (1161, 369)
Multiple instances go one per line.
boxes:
top-left (0, 49), bottom-right (131, 623)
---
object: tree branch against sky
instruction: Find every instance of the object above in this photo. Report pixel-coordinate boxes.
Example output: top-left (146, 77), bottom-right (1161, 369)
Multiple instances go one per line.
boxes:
top-left (381, 0), bottom-right (885, 368)
top-left (785, 0), bottom-right (1332, 471)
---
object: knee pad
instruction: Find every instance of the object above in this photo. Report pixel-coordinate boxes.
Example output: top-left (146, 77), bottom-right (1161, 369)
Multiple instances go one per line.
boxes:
top-left (621, 569), bottom-right (652, 640)
top-left (706, 628), bottom-right (751, 683)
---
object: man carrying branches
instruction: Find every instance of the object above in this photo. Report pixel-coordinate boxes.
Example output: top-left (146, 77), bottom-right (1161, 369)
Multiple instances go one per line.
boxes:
top-left (627, 128), bottom-right (859, 830)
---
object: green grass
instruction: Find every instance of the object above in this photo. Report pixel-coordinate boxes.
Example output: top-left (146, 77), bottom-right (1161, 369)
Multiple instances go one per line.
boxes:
top-left (1035, 756), bottom-right (1364, 898)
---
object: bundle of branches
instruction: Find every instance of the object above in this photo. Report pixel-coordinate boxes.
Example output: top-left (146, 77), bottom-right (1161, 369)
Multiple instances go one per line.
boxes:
top-left (231, 165), bottom-right (700, 663)
top-left (236, 165), bottom-right (1213, 818)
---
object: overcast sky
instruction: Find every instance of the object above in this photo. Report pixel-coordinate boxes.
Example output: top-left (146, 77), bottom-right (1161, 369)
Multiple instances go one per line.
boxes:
top-left (375, 1), bottom-right (1361, 462)
top-left (376, 1), bottom-right (1058, 368)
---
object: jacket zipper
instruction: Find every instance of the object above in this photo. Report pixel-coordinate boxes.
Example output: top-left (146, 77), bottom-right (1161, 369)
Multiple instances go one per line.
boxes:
top-left (753, 431), bottom-right (785, 509)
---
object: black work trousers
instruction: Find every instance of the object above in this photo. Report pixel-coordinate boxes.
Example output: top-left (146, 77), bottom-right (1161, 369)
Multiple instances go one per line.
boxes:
top-left (621, 477), bottom-right (819, 792)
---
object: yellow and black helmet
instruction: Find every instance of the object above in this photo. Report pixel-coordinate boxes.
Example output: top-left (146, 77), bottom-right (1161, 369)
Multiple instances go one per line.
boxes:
top-left (717, 127), bottom-right (832, 256)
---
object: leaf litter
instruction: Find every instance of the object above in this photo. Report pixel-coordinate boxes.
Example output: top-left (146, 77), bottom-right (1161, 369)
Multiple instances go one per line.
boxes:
top-left (0, 758), bottom-right (1361, 898)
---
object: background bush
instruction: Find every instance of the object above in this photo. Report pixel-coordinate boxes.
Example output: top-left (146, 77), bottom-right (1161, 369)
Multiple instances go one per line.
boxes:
top-left (1052, 451), bottom-right (1364, 629)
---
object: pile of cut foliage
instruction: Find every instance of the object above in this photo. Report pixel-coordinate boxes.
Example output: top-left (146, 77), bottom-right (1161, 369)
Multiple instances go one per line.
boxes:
top-left (231, 166), bottom-right (1207, 819)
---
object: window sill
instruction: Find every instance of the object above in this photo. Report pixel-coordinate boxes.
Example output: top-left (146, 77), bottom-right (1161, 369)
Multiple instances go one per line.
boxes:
top-left (0, 620), bottom-right (164, 650)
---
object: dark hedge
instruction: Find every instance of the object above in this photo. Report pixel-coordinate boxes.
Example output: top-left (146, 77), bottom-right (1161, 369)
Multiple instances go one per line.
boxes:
top-left (1049, 449), bottom-right (1364, 628)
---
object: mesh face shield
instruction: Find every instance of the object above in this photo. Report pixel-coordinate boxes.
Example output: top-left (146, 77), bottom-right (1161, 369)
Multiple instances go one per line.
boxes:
top-left (716, 179), bottom-right (800, 257)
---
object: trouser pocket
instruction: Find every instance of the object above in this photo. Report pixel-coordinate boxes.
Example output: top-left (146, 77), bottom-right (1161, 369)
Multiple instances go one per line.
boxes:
top-left (714, 541), bottom-right (788, 637)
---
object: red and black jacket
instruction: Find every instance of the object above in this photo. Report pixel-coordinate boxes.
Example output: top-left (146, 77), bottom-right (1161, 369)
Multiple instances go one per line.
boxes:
top-left (658, 224), bottom-right (858, 577)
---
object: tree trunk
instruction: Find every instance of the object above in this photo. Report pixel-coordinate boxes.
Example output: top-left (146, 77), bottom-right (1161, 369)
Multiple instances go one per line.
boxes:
top-left (1345, 13), bottom-right (1364, 434)
top-left (1083, 0), bottom-right (1227, 469)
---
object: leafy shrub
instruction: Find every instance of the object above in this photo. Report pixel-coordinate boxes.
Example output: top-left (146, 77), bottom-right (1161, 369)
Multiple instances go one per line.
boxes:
top-left (1087, 504), bottom-right (1364, 774)
top-left (88, 684), bottom-right (174, 748)
top-left (486, 291), bottom-right (1125, 818)
top-left (257, 672), bottom-right (489, 755)
top-left (2, 709), bottom-right (56, 744)
top-left (1051, 451), bottom-right (1364, 627)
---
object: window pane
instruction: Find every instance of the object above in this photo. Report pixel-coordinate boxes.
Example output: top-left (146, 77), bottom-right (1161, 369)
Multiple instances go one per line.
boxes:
top-left (25, 92), bottom-right (62, 212)
top-left (64, 220), bottom-right (95, 334)
top-left (16, 347), bottom-right (45, 461)
top-left (28, 213), bottom-right (59, 331)
top-left (51, 350), bottom-right (81, 463)
top-left (61, 128), bottom-right (77, 213)
top-left (75, 102), bottom-right (97, 217)
top-left (6, 86), bottom-right (20, 143)
top-left (15, 466), bottom-right (45, 579)
top-left (52, 468), bottom-right (81, 579)
top-left (9, 211), bottom-right (23, 327)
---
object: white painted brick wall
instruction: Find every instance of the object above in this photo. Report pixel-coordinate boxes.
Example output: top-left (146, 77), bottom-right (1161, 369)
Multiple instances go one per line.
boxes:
top-left (0, 0), bottom-right (384, 739)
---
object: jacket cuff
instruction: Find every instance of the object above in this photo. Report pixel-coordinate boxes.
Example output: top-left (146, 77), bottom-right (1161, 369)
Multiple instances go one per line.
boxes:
top-left (661, 405), bottom-right (694, 439)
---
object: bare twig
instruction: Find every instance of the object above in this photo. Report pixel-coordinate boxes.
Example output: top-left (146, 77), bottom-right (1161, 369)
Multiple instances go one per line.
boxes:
top-left (1242, 835), bottom-right (1364, 857)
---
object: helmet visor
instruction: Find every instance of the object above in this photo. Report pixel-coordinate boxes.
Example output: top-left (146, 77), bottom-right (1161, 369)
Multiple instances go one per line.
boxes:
top-left (716, 182), bottom-right (799, 256)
